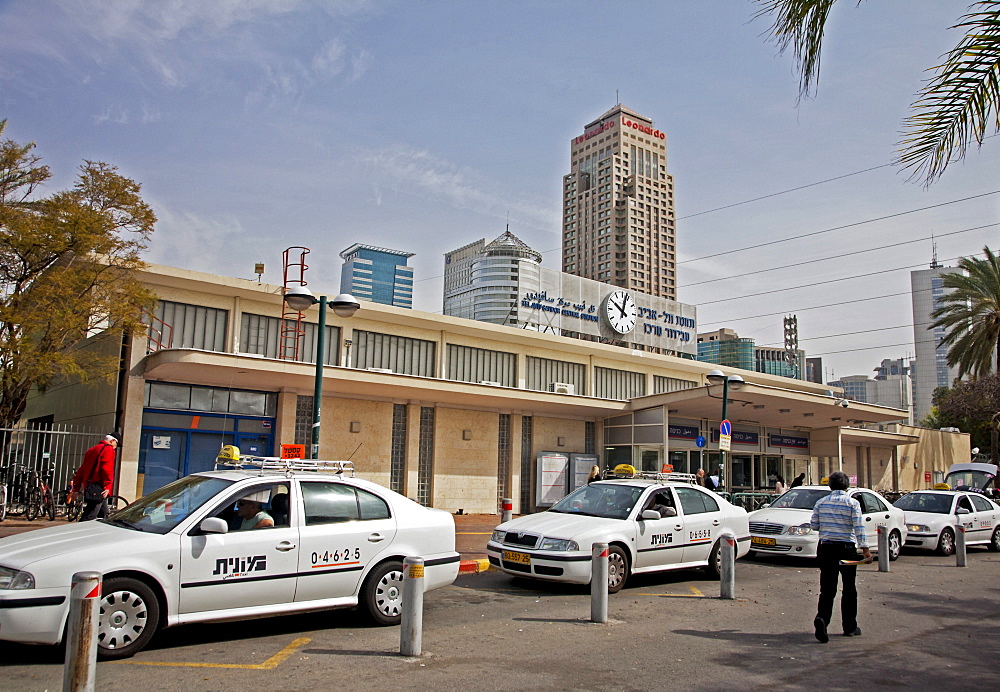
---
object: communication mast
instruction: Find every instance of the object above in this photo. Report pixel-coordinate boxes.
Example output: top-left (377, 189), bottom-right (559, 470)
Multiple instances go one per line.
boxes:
top-left (281, 247), bottom-right (311, 361)
top-left (783, 315), bottom-right (800, 379)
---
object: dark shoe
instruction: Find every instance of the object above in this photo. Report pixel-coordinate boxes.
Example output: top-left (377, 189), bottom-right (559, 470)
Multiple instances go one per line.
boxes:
top-left (814, 616), bottom-right (829, 643)
top-left (843, 627), bottom-right (862, 637)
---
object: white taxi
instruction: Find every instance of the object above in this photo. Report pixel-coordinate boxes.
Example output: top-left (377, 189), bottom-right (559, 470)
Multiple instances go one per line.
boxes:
top-left (487, 474), bottom-right (750, 593)
top-left (894, 490), bottom-right (1000, 555)
top-left (747, 485), bottom-right (907, 559)
top-left (0, 458), bottom-right (459, 659)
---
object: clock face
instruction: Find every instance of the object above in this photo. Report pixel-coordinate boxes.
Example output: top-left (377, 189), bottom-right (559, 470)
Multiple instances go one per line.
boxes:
top-left (604, 291), bottom-right (637, 334)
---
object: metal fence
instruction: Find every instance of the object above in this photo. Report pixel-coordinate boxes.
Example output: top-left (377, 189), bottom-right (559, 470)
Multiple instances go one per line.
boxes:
top-left (729, 492), bottom-right (777, 512)
top-left (0, 424), bottom-right (106, 496)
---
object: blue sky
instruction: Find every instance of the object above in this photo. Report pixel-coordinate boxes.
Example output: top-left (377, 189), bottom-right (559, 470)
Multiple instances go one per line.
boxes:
top-left (1, 1), bottom-right (997, 381)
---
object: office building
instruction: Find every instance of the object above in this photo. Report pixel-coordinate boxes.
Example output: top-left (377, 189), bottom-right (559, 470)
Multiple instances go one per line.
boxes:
top-left (828, 361), bottom-right (913, 424)
top-left (697, 328), bottom-right (805, 380)
top-left (339, 244), bottom-right (414, 308)
top-left (562, 105), bottom-right (677, 300)
top-left (443, 230), bottom-right (542, 324)
top-left (911, 261), bottom-right (962, 422)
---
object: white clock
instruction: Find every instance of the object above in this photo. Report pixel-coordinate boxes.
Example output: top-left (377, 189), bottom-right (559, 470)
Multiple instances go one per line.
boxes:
top-left (604, 290), bottom-right (637, 334)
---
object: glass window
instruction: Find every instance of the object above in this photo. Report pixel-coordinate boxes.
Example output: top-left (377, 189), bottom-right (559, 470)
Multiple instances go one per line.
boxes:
top-left (970, 495), bottom-right (993, 512)
top-left (109, 475), bottom-right (233, 535)
top-left (302, 483), bottom-right (360, 525)
top-left (358, 488), bottom-right (391, 520)
top-left (675, 487), bottom-right (719, 515)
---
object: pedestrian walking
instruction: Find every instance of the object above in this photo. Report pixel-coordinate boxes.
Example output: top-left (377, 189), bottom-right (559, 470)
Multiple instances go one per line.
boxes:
top-left (810, 471), bottom-right (871, 643)
top-left (789, 472), bottom-right (806, 489)
top-left (774, 474), bottom-right (786, 495)
top-left (70, 433), bottom-right (119, 521)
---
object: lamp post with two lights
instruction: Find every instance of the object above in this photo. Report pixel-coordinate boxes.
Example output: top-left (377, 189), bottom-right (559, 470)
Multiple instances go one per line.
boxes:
top-left (706, 369), bottom-right (746, 491)
top-left (283, 286), bottom-right (361, 459)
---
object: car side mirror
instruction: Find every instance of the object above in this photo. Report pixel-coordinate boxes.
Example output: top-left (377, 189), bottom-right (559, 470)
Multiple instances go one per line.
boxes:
top-left (641, 510), bottom-right (661, 521)
top-left (761, 503), bottom-right (771, 509)
top-left (199, 517), bottom-right (229, 534)
top-left (956, 507), bottom-right (970, 515)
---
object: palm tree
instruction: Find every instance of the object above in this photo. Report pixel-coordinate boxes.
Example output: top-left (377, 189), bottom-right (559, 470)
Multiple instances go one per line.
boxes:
top-left (931, 246), bottom-right (1000, 378)
top-left (755, 0), bottom-right (1000, 185)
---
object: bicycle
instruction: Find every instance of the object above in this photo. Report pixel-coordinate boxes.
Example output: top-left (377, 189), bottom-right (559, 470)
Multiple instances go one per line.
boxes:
top-left (60, 488), bottom-right (128, 520)
top-left (34, 465), bottom-right (57, 521)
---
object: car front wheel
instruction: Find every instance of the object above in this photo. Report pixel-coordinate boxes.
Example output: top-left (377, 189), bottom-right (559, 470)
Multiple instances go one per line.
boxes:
top-left (704, 540), bottom-right (722, 579)
top-left (97, 577), bottom-right (160, 659)
top-left (888, 530), bottom-right (902, 561)
top-left (606, 546), bottom-right (630, 594)
top-left (362, 560), bottom-right (405, 626)
top-left (937, 528), bottom-right (955, 556)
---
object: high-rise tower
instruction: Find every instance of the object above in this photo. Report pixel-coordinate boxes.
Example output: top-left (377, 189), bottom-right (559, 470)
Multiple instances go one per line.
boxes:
top-left (562, 105), bottom-right (676, 299)
top-left (910, 258), bottom-right (962, 422)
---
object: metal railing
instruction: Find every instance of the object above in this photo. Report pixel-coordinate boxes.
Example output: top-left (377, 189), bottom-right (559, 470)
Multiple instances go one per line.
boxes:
top-left (0, 424), bottom-right (105, 501)
top-left (729, 492), bottom-right (776, 512)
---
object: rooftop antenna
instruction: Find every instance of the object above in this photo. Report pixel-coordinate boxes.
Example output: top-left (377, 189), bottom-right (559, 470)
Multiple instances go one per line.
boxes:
top-left (930, 234), bottom-right (940, 268)
top-left (616, 89), bottom-right (619, 106)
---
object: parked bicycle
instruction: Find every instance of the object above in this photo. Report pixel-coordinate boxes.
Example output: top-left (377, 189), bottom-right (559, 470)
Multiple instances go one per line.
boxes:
top-left (59, 486), bottom-right (129, 520)
top-left (26, 465), bottom-right (57, 522)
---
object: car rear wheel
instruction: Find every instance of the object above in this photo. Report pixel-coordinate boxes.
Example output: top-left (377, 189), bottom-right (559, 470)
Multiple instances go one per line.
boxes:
top-left (97, 577), bottom-right (160, 659)
top-left (937, 528), bottom-right (955, 556)
top-left (606, 546), bottom-right (629, 594)
top-left (704, 540), bottom-right (722, 579)
top-left (989, 527), bottom-right (1000, 553)
top-left (362, 560), bottom-right (404, 626)
top-left (888, 530), bottom-right (902, 561)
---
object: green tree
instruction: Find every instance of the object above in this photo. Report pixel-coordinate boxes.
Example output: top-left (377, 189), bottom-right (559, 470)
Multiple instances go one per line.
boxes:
top-left (755, 0), bottom-right (1000, 184)
top-left (931, 246), bottom-right (1000, 378)
top-left (933, 375), bottom-right (1000, 462)
top-left (0, 120), bottom-right (157, 436)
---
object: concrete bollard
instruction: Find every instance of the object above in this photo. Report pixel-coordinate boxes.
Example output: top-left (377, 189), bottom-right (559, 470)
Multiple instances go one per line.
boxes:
top-left (956, 525), bottom-right (967, 567)
top-left (63, 571), bottom-right (101, 692)
top-left (719, 531), bottom-right (736, 600)
top-left (877, 526), bottom-right (890, 573)
top-left (591, 542), bottom-right (609, 623)
top-left (500, 498), bottom-right (513, 524)
top-left (400, 557), bottom-right (424, 657)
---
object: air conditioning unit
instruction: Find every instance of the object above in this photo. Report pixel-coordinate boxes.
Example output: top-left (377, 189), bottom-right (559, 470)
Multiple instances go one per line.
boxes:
top-left (367, 367), bottom-right (393, 374)
top-left (480, 380), bottom-right (502, 386)
top-left (549, 382), bottom-right (575, 395)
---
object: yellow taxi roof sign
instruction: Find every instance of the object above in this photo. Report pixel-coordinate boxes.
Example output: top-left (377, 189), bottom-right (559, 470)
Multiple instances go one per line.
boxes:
top-left (932, 482), bottom-right (951, 490)
top-left (217, 445), bottom-right (241, 463)
top-left (613, 464), bottom-right (637, 476)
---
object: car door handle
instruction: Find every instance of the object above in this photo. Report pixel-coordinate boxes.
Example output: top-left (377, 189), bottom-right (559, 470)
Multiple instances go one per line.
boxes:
top-left (368, 533), bottom-right (386, 543)
top-left (276, 541), bottom-right (297, 551)
top-left (712, 519), bottom-right (721, 526)
top-left (674, 525), bottom-right (683, 531)
top-left (865, 517), bottom-right (872, 521)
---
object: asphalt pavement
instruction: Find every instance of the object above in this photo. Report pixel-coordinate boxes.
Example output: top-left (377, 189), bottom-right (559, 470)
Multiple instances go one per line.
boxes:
top-left (3, 513), bottom-right (999, 691)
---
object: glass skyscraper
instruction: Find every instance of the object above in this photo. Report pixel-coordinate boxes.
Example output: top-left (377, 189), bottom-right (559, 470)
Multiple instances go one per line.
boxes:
top-left (339, 244), bottom-right (414, 308)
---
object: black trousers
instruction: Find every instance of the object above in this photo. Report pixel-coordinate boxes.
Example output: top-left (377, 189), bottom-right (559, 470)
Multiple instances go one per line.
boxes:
top-left (816, 541), bottom-right (859, 634)
top-left (79, 497), bottom-right (109, 521)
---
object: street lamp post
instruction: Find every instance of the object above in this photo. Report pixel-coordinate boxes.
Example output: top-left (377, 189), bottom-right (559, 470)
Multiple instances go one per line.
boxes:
top-left (283, 287), bottom-right (360, 459)
top-left (706, 369), bottom-right (746, 492)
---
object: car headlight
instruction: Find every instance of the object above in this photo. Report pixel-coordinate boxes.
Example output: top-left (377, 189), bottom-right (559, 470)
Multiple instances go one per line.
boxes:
top-left (538, 537), bottom-right (579, 551)
top-left (491, 529), bottom-right (507, 543)
top-left (0, 566), bottom-right (35, 590)
top-left (787, 524), bottom-right (813, 536)
top-left (906, 524), bottom-right (930, 533)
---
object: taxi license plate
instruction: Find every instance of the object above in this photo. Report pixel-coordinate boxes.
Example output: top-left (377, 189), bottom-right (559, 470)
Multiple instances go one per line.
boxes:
top-left (752, 536), bottom-right (776, 546)
top-left (503, 550), bottom-right (531, 565)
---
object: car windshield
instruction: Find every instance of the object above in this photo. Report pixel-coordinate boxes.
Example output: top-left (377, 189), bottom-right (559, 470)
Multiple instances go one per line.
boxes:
top-left (768, 488), bottom-right (831, 510)
top-left (894, 493), bottom-right (952, 514)
top-left (103, 475), bottom-right (233, 535)
top-left (549, 483), bottom-right (644, 520)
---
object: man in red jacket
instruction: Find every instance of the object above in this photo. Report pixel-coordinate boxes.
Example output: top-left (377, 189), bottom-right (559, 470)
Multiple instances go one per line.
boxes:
top-left (70, 433), bottom-right (119, 521)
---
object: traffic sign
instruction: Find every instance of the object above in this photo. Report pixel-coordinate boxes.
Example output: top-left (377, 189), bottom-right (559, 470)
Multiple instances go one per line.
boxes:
top-left (695, 435), bottom-right (706, 448)
top-left (719, 420), bottom-right (732, 452)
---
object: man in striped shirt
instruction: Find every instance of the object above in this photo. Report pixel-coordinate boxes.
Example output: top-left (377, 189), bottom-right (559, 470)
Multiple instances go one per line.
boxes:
top-left (810, 471), bottom-right (870, 643)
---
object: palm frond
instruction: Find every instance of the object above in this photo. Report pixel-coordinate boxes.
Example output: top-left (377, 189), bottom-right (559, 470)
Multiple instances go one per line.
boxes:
top-left (897, 1), bottom-right (1000, 184)
top-left (754, 0), bottom-right (841, 98)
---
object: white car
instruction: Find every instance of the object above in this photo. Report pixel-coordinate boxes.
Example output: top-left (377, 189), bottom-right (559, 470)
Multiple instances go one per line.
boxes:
top-left (748, 485), bottom-right (907, 560)
top-left (894, 490), bottom-right (1000, 555)
top-left (486, 477), bottom-right (750, 593)
top-left (0, 459), bottom-right (459, 659)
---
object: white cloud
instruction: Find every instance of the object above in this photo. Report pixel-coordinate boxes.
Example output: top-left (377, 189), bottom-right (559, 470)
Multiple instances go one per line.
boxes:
top-left (355, 144), bottom-right (558, 233)
top-left (144, 204), bottom-right (246, 274)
